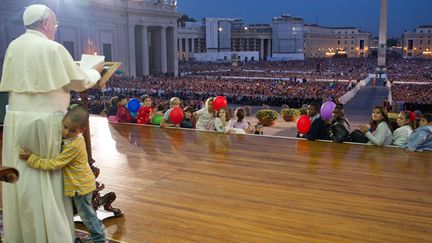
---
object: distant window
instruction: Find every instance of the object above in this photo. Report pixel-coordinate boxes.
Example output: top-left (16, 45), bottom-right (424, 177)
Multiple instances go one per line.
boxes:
top-left (103, 43), bottom-right (112, 61)
top-left (63, 41), bottom-right (75, 59)
top-left (428, 40), bottom-right (431, 44)
top-left (408, 40), bottom-right (413, 50)
top-left (420, 40), bottom-right (423, 45)
top-left (338, 40), bottom-right (340, 45)
top-left (359, 40), bottom-right (365, 50)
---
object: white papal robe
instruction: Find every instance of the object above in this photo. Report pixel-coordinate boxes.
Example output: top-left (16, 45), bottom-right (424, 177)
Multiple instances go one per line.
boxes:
top-left (0, 30), bottom-right (100, 243)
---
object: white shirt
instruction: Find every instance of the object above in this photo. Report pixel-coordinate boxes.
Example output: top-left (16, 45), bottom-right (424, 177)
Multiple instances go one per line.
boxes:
top-left (214, 118), bottom-right (233, 133)
top-left (0, 30), bottom-right (100, 93)
top-left (392, 125), bottom-right (413, 146)
top-left (195, 107), bottom-right (214, 130)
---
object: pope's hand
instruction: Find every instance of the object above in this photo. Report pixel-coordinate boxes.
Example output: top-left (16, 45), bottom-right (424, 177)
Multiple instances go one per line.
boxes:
top-left (19, 149), bottom-right (32, 161)
top-left (92, 61), bottom-right (105, 73)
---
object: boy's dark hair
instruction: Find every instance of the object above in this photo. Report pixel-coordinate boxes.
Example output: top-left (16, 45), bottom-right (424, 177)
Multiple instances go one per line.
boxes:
top-left (183, 106), bottom-right (194, 113)
top-left (423, 113), bottom-right (432, 123)
top-left (309, 103), bottom-right (319, 111)
top-left (118, 94), bottom-right (127, 101)
top-left (64, 106), bottom-right (89, 129)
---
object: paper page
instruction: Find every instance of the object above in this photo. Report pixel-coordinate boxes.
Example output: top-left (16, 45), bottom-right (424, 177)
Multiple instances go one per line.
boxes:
top-left (80, 54), bottom-right (105, 72)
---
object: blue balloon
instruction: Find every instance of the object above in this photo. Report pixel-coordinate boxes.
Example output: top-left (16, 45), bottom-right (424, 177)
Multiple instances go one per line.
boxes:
top-left (127, 98), bottom-right (140, 113)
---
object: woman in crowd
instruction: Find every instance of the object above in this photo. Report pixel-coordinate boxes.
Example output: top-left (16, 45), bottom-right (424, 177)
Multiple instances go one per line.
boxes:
top-left (194, 97), bottom-right (215, 130)
top-left (392, 111), bottom-right (413, 147)
top-left (214, 107), bottom-right (234, 133)
top-left (358, 106), bottom-right (393, 146)
top-left (232, 108), bottom-right (249, 133)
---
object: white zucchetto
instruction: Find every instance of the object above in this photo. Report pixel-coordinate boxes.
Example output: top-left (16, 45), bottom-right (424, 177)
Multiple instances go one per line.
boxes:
top-left (23, 4), bottom-right (48, 26)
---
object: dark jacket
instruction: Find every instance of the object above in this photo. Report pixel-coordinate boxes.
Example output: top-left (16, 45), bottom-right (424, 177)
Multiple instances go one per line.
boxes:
top-left (304, 116), bottom-right (330, 141)
top-left (329, 118), bottom-right (351, 143)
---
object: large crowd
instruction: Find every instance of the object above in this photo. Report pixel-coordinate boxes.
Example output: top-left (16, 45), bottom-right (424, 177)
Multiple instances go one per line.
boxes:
top-left (180, 56), bottom-right (432, 83)
top-left (80, 56), bottom-right (432, 116)
top-left (391, 83), bottom-right (432, 113)
top-left (83, 76), bottom-right (350, 114)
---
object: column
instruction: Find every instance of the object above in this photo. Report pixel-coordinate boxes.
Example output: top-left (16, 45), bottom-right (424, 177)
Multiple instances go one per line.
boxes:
top-left (141, 25), bottom-right (149, 76)
top-left (185, 38), bottom-right (189, 61)
top-left (160, 26), bottom-right (167, 74)
top-left (377, 0), bottom-right (387, 67)
top-left (191, 38), bottom-right (195, 58)
top-left (178, 38), bottom-right (183, 61)
top-left (267, 39), bottom-right (272, 58)
top-left (128, 24), bottom-right (136, 77)
top-left (173, 27), bottom-right (178, 76)
top-left (260, 38), bottom-right (264, 60)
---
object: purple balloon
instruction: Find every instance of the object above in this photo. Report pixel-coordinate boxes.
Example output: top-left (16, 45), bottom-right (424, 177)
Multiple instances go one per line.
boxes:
top-left (320, 101), bottom-right (336, 120)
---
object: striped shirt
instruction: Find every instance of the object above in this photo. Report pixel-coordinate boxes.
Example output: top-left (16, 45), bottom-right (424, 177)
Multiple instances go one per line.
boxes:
top-left (27, 134), bottom-right (96, 197)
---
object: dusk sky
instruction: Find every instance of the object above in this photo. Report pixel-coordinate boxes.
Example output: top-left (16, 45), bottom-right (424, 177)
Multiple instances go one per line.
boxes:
top-left (177, 0), bottom-right (432, 38)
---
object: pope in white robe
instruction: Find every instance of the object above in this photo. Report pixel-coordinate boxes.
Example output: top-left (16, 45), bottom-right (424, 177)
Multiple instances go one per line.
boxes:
top-left (0, 4), bottom-right (103, 242)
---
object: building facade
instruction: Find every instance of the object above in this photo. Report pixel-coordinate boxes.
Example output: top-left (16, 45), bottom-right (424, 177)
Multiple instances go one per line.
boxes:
top-left (0, 0), bottom-right (180, 77)
top-left (178, 18), bottom-right (262, 62)
top-left (271, 14), bottom-right (305, 60)
top-left (403, 25), bottom-right (432, 58)
top-left (304, 25), bottom-right (371, 58)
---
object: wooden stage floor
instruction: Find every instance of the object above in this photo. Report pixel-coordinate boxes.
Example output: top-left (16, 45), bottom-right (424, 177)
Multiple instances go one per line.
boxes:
top-left (2, 116), bottom-right (432, 242)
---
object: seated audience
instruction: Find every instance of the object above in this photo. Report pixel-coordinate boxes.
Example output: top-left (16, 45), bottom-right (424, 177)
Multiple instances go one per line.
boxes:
top-left (358, 106), bottom-right (393, 146)
top-left (254, 123), bottom-right (264, 135)
top-left (392, 111), bottom-right (413, 147)
top-left (180, 106), bottom-right (194, 129)
top-left (160, 97), bottom-right (181, 128)
top-left (194, 97), bottom-right (215, 130)
top-left (301, 103), bottom-right (329, 141)
top-left (116, 94), bottom-right (134, 123)
top-left (402, 113), bottom-right (432, 152)
top-left (136, 95), bottom-right (154, 125)
top-left (329, 106), bottom-right (351, 143)
top-left (214, 107), bottom-right (234, 133)
top-left (232, 108), bottom-right (249, 132)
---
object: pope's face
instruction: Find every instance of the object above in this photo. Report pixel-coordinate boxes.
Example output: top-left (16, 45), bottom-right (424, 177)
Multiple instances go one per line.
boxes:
top-left (42, 10), bottom-right (58, 40)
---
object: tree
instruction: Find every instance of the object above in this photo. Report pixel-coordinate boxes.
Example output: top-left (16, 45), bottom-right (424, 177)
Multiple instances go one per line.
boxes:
top-left (177, 15), bottom-right (196, 27)
top-left (387, 38), bottom-right (399, 47)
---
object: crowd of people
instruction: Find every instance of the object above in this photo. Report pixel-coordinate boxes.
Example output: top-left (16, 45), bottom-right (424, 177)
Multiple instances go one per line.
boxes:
top-left (83, 75), bottom-right (350, 114)
top-left (180, 56), bottom-right (432, 83)
top-left (101, 92), bottom-right (432, 152)
top-left (391, 83), bottom-right (432, 113)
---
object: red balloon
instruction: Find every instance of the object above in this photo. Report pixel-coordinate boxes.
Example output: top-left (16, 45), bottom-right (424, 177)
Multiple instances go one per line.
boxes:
top-left (409, 111), bottom-right (416, 123)
top-left (297, 115), bottom-right (311, 134)
top-left (169, 107), bottom-right (184, 124)
top-left (213, 96), bottom-right (227, 111)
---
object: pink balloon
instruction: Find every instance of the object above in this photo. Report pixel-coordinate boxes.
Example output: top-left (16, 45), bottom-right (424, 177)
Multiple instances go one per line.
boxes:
top-left (297, 115), bottom-right (311, 134)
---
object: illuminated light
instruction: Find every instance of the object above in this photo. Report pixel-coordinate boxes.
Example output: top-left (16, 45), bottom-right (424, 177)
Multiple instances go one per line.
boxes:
top-left (94, 52), bottom-right (98, 55)
top-left (244, 27), bottom-right (248, 31)
top-left (218, 27), bottom-right (223, 32)
top-left (423, 50), bottom-right (432, 55)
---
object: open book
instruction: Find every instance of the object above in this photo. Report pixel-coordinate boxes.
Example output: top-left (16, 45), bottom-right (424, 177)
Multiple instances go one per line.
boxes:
top-left (79, 54), bottom-right (122, 88)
